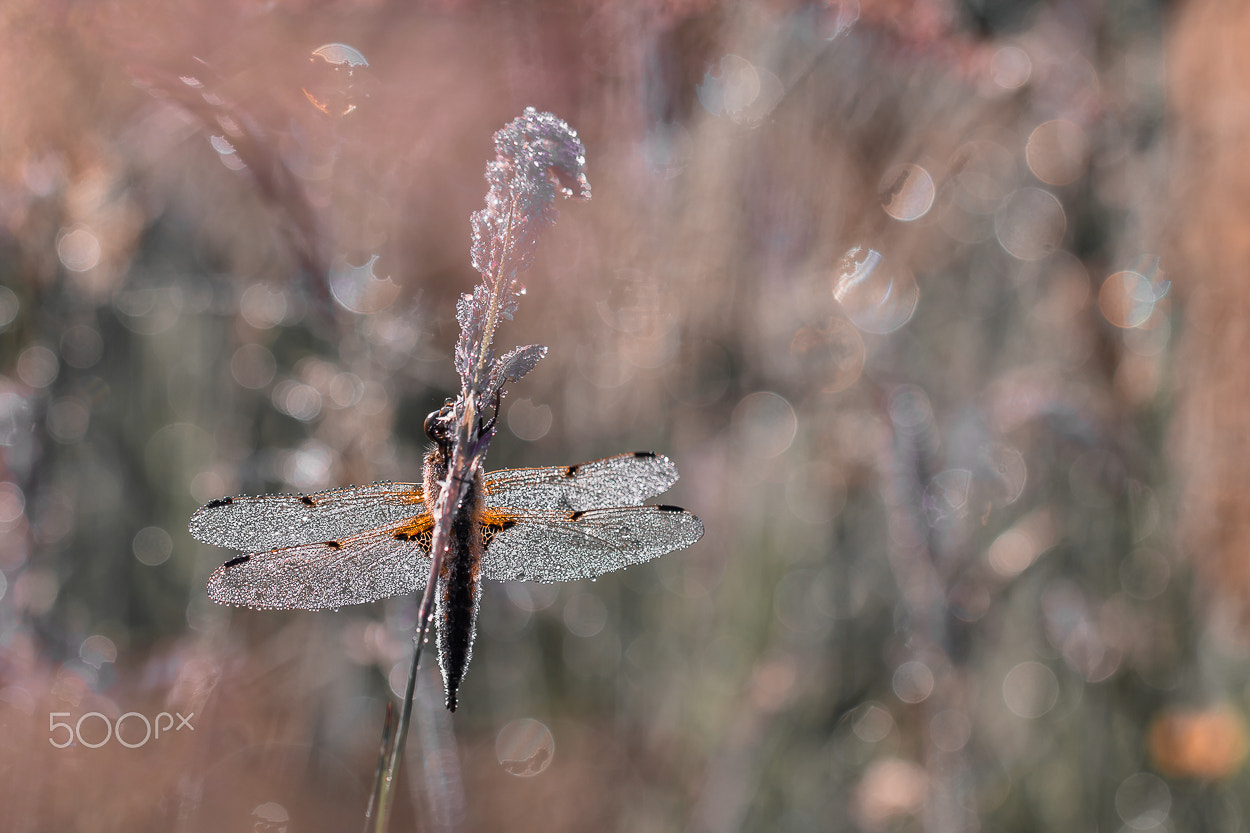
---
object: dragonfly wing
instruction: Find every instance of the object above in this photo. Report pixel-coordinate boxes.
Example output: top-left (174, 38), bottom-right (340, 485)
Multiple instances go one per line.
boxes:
top-left (207, 521), bottom-right (433, 610)
top-left (479, 505), bottom-right (704, 583)
top-left (483, 452), bottom-right (681, 512)
top-left (190, 482), bottom-right (425, 551)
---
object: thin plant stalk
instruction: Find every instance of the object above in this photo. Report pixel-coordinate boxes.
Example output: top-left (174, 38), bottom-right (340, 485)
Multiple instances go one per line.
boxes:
top-left (362, 702), bottom-right (397, 833)
top-left (363, 107), bottom-right (590, 833)
top-left (368, 433), bottom-right (473, 832)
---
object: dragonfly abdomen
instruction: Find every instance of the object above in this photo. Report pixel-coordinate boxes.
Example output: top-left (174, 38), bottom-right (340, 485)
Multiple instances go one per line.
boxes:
top-left (424, 438), bottom-right (486, 713)
top-left (435, 480), bottom-right (483, 712)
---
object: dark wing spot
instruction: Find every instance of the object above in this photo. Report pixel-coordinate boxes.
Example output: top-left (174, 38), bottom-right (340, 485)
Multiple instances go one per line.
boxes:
top-left (394, 531), bottom-right (414, 541)
top-left (632, 450), bottom-right (657, 459)
top-left (570, 510), bottom-right (586, 521)
top-left (223, 554), bottom-right (250, 568)
top-left (656, 504), bottom-right (685, 512)
top-left (324, 540), bottom-right (342, 550)
top-left (205, 497), bottom-right (234, 509)
top-left (564, 464), bottom-right (579, 478)
top-left (300, 495), bottom-right (316, 506)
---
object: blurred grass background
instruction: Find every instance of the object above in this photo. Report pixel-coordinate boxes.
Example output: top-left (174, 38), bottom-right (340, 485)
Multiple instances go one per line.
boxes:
top-left (3, 0), bottom-right (1248, 830)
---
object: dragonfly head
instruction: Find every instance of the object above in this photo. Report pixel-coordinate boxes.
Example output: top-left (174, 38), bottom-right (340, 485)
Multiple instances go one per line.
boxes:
top-left (424, 403), bottom-right (455, 452)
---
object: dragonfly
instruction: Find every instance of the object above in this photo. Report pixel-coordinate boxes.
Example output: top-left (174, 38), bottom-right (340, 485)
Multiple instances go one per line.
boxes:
top-left (189, 413), bottom-right (704, 711)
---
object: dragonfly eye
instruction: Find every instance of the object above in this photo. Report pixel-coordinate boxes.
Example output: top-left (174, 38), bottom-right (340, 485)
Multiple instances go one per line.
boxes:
top-left (424, 404), bottom-right (455, 445)
top-left (423, 410), bottom-right (442, 443)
